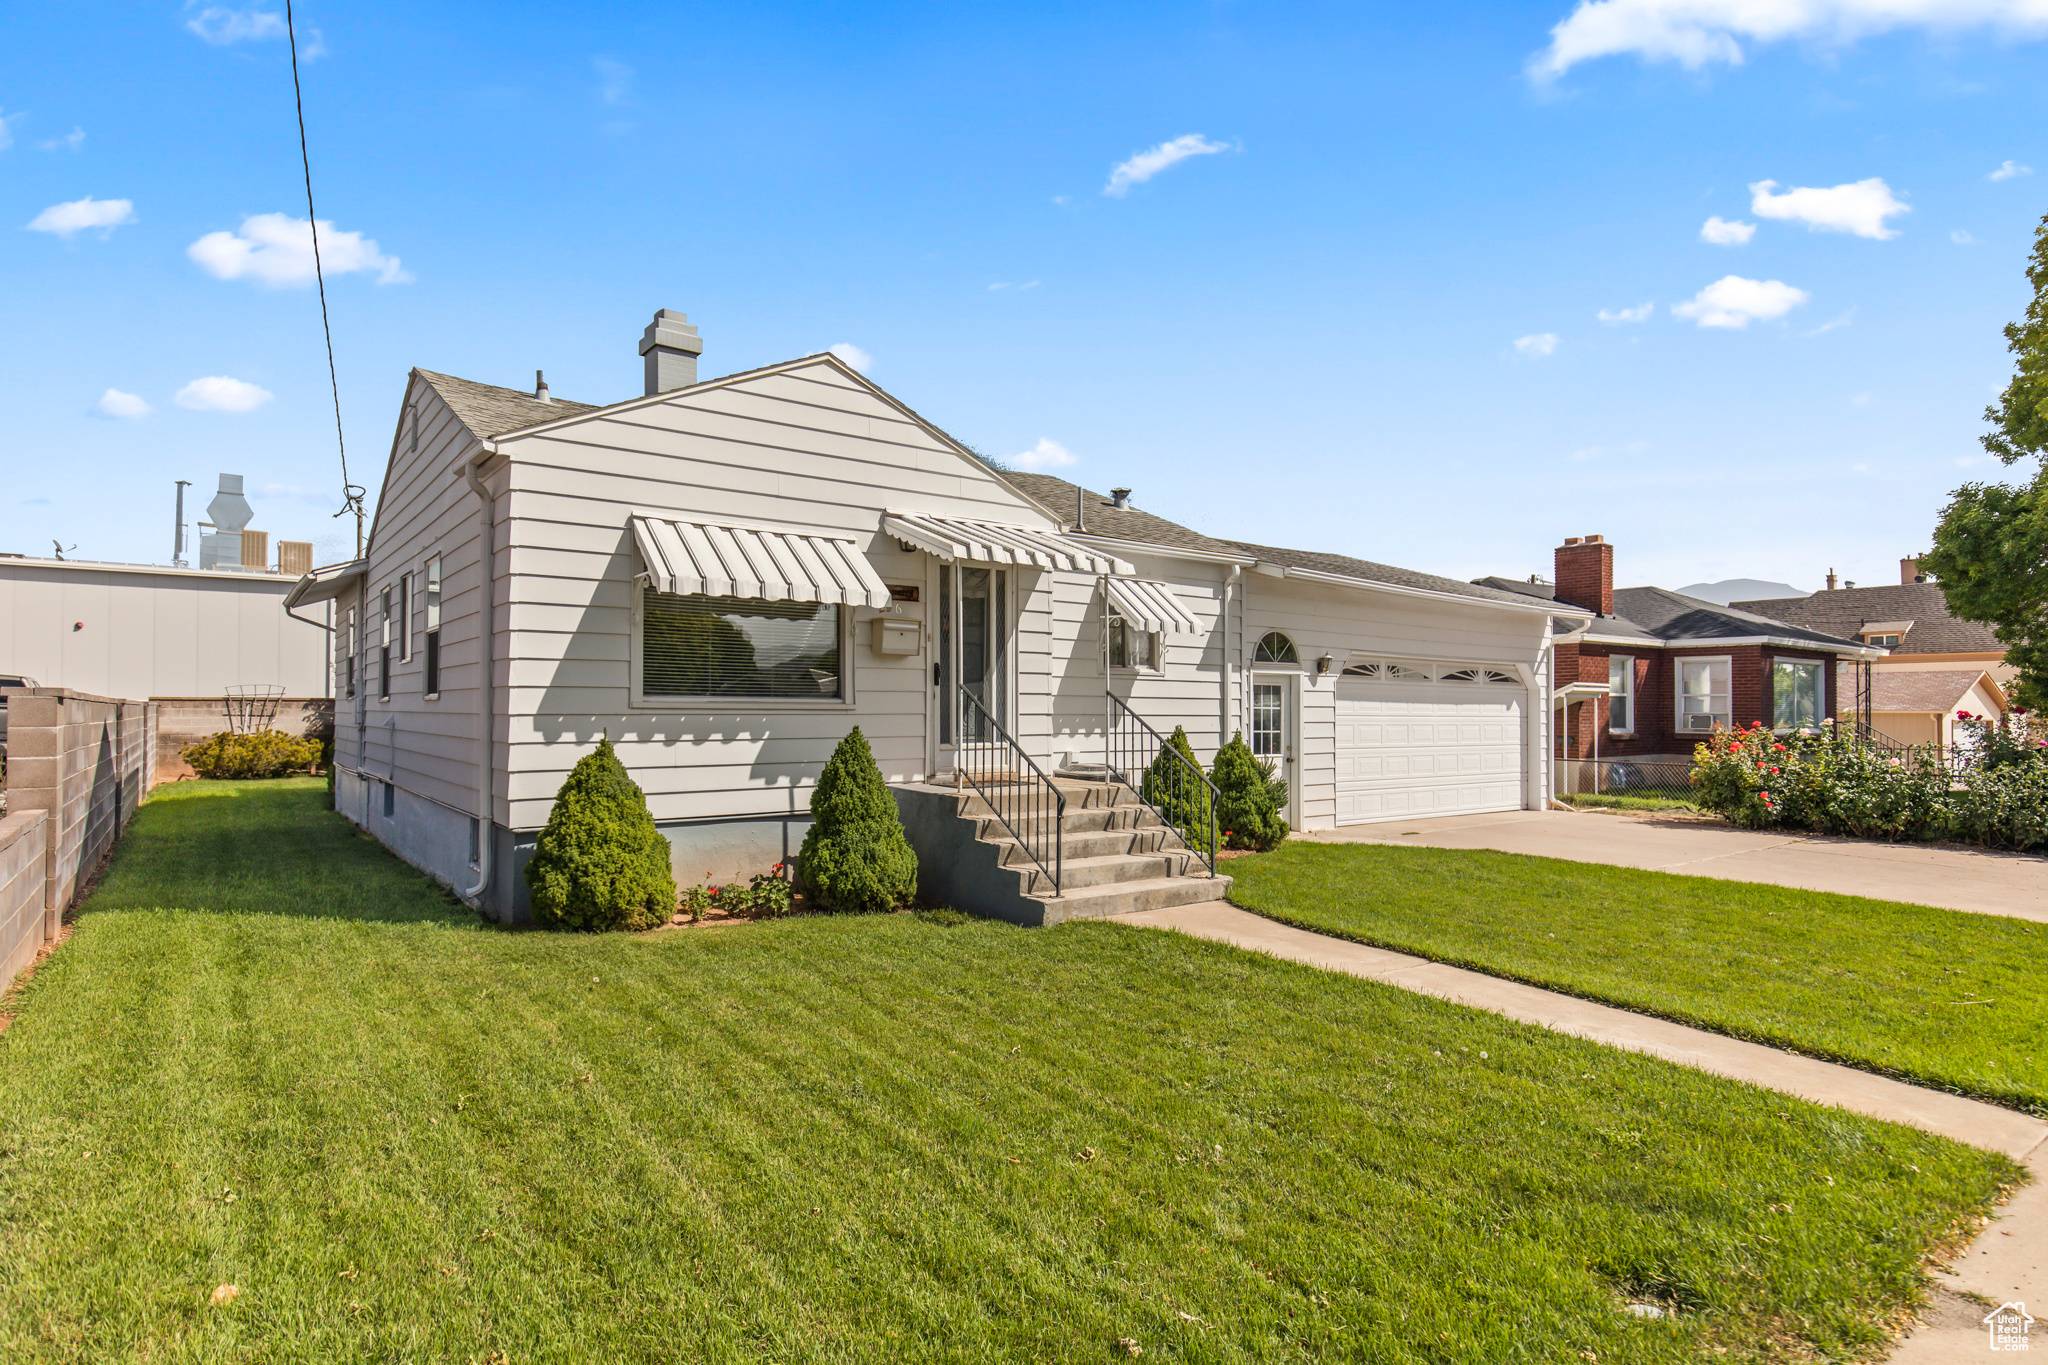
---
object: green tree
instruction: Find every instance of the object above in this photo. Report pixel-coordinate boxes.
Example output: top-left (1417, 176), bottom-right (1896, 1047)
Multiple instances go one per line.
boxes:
top-left (1141, 725), bottom-right (1214, 856)
top-left (1924, 212), bottom-right (2048, 710)
top-left (1211, 731), bottom-right (1290, 852)
top-left (796, 727), bottom-right (919, 913)
top-left (524, 738), bottom-right (677, 932)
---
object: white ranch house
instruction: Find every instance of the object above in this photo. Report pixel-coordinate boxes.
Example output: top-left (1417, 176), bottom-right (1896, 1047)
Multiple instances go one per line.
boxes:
top-left (289, 311), bottom-right (1591, 924)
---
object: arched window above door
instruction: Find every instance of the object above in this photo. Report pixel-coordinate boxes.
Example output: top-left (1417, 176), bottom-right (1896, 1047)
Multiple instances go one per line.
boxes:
top-left (1254, 631), bottom-right (1299, 664)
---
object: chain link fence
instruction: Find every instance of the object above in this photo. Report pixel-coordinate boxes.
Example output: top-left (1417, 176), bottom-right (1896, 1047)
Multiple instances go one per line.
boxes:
top-left (1554, 757), bottom-right (1697, 810)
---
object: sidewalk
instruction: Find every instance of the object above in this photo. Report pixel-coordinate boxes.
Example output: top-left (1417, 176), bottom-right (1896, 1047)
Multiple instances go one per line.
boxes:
top-left (1119, 900), bottom-right (2047, 1363)
top-left (1296, 809), bottom-right (2048, 923)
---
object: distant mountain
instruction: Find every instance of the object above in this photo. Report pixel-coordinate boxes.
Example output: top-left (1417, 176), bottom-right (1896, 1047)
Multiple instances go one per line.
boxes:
top-left (1673, 578), bottom-right (1808, 606)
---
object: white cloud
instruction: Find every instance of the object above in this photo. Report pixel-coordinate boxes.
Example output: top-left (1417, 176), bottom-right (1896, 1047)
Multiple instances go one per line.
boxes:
top-left (94, 389), bottom-right (151, 419)
top-left (174, 376), bottom-right (274, 412)
top-left (1699, 215), bottom-right (1755, 245)
top-left (1597, 302), bottom-right (1654, 323)
top-left (1104, 134), bottom-right (1231, 198)
top-left (188, 213), bottom-right (410, 287)
top-left (828, 343), bottom-right (872, 373)
top-left (186, 6), bottom-right (286, 44)
top-left (1990, 159), bottom-right (2033, 181)
top-left (594, 57), bottom-right (633, 105)
top-left (1672, 275), bottom-right (1810, 328)
top-left (1805, 309), bottom-right (1855, 336)
top-left (26, 196), bottom-right (136, 240)
top-left (988, 280), bottom-right (1042, 291)
top-left (1952, 228), bottom-right (1976, 244)
top-left (1530, 0), bottom-right (2048, 80)
top-left (40, 127), bottom-right (84, 153)
top-left (1009, 438), bottom-right (1078, 471)
top-left (1749, 178), bottom-right (1908, 239)
top-left (1514, 332), bottom-right (1562, 357)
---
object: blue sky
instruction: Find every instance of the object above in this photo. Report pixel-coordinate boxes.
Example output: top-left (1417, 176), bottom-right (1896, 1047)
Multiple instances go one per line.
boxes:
top-left (4, 0), bottom-right (2046, 592)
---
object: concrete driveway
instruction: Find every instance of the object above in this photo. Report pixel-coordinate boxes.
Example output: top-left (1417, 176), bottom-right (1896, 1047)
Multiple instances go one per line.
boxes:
top-left (1295, 810), bottom-right (2048, 922)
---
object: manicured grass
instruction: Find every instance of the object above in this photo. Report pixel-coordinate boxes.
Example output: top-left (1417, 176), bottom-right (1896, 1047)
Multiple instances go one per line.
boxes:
top-left (1560, 793), bottom-right (1697, 812)
top-left (1228, 841), bottom-right (2048, 1115)
top-left (0, 781), bottom-right (2018, 1363)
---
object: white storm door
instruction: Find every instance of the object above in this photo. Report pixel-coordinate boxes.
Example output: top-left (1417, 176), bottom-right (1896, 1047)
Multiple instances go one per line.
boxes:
top-left (1250, 674), bottom-right (1298, 827)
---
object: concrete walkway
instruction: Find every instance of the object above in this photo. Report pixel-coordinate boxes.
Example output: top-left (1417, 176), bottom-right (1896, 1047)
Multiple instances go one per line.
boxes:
top-left (1119, 900), bottom-right (2046, 1363)
top-left (1297, 809), bottom-right (2048, 923)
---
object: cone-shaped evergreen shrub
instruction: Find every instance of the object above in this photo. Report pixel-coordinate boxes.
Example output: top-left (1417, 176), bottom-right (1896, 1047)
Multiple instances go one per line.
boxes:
top-left (796, 727), bottom-right (918, 913)
top-left (1141, 725), bottom-right (1214, 855)
top-left (524, 738), bottom-right (677, 932)
top-left (1212, 731), bottom-right (1290, 851)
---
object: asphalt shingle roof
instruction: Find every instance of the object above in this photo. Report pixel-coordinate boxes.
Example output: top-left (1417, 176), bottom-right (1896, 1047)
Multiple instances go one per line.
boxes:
top-left (414, 368), bottom-right (600, 440)
top-left (1871, 668), bottom-right (2003, 713)
top-left (1225, 541), bottom-right (1569, 610)
top-left (1469, 576), bottom-right (1868, 651)
top-left (995, 473), bottom-right (1245, 557)
top-left (1729, 583), bottom-right (2003, 657)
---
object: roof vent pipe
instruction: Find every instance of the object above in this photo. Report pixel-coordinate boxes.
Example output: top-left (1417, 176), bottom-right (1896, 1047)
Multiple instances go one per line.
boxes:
top-left (639, 308), bottom-right (704, 395)
top-left (1109, 487), bottom-right (1131, 510)
top-left (534, 369), bottom-right (550, 403)
top-left (1075, 486), bottom-right (1086, 531)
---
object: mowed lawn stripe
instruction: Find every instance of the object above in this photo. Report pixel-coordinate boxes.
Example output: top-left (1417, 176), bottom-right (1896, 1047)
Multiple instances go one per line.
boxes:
top-left (1227, 840), bottom-right (2048, 1114)
top-left (0, 781), bottom-right (2018, 1362)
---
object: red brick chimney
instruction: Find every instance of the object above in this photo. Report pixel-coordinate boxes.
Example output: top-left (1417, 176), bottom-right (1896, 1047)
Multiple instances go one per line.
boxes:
top-left (1554, 535), bottom-right (1613, 616)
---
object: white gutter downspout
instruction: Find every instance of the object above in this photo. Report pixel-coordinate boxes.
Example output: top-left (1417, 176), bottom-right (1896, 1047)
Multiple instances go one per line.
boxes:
top-left (1223, 565), bottom-right (1242, 743)
top-left (459, 443), bottom-right (499, 911)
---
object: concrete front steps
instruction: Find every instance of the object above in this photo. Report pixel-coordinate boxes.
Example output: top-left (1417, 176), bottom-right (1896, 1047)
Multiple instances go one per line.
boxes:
top-left (891, 777), bottom-right (1232, 926)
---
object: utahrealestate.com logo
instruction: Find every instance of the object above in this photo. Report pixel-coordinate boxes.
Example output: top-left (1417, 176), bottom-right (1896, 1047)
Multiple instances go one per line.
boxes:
top-left (1986, 1302), bottom-right (2035, 1352)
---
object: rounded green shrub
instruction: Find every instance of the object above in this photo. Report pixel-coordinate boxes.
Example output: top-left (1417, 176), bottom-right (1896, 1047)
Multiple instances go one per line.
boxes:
top-left (524, 737), bottom-right (677, 932)
top-left (796, 727), bottom-right (918, 914)
top-left (182, 730), bottom-right (322, 779)
top-left (1212, 731), bottom-right (1290, 851)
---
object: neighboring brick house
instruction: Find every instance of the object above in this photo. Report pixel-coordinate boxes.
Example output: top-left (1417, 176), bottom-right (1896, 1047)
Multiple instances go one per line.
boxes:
top-left (1475, 536), bottom-right (1879, 764)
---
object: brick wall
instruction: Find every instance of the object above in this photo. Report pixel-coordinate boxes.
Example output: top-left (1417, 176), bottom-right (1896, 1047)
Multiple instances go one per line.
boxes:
top-left (1560, 645), bottom-right (1840, 758)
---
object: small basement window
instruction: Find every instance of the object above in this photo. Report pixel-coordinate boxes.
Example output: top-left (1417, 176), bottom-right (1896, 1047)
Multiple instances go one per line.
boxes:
top-left (641, 589), bottom-right (843, 700)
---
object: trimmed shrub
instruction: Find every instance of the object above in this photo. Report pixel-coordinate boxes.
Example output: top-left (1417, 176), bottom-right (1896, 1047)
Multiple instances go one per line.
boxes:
top-left (1141, 725), bottom-right (1214, 854)
top-left (1212, 731), bottom-right (1290, 851)
top-left (1954, 761), bottom-right (2048, 851)
top-left (182, 730), bottom-right (321, 779)
top-left (796, 727), bottom-right (918, 913)
top-left (523, 738), bottom-right (677, 932)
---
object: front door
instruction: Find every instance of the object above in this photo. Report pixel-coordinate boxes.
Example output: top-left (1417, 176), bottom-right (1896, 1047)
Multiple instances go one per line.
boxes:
top-left (1250, 673), bottom-right (1297, 826)
top-left (933, 563), bottom-right (1010, 768)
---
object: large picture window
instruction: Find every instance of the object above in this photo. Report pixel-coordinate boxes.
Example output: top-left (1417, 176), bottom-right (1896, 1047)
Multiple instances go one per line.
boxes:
top-left (641, 589), bottom-right (843, 700)
top-left (1773, 659), bottom-right (1824, 731)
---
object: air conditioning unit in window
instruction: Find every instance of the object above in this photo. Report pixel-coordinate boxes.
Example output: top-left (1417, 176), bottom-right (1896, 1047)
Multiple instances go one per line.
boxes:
top-left (1685, 714), bottom-right (1716, 731)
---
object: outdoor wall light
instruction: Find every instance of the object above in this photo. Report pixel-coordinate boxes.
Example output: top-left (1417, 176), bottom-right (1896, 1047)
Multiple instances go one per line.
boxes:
top-left (1316, 653), bottom-right (1333, 675)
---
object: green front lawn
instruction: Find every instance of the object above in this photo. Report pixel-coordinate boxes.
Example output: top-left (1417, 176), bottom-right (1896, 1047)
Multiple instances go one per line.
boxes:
top-left (1228, 842), bottom-right (2047, 1114)
top-left (0, 781), bottom-right (2018, 1362)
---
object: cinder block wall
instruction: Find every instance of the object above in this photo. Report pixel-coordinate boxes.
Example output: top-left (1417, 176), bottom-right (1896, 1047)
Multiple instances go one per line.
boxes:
top-left (0, 812), bottom-right (50, 989)
top-left (4, 691), bottom-right (156, 937)
top-left (152, 697), bottom-right (335, 781)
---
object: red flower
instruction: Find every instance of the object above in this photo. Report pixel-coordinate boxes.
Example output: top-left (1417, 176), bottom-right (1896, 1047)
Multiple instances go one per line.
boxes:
top-left (1772, 744), bottom-right (1786, 752)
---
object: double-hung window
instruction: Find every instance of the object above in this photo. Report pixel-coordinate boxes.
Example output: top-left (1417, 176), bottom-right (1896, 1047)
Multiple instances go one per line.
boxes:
top-left (639, 589), bottom-right (844, 701)
top-left (343, 607), bottom-right (357, 699)
top-left (378, 586), bottom-right (392, 700)
top-left (423, 556), bottom-right (442, 696)
top-left (1676, 657), bottom-right (1730, 733)
top-left (1607, 655), bottom-right (1634, 735)
top-left (398, 573), bottom-right (412, 662)
top-left (1108, 617), bottom-right (1155, 670)
top-left (1773, 659), bottom-right (1824, 731)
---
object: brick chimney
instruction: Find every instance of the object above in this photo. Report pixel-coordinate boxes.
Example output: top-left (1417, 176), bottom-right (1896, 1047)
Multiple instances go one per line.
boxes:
top-left (1900, 556), bottom-right (1924, 585)
top-left (1554, 534), bottom-right (1613, 616)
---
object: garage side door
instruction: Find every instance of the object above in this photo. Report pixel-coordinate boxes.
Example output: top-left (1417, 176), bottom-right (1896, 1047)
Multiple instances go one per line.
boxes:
top-left (1333, 664), bottom-right (1524, 824)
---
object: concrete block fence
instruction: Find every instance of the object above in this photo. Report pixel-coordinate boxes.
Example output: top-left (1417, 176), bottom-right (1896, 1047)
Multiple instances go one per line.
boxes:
top-left (0, 690), bottom-right (156, 989)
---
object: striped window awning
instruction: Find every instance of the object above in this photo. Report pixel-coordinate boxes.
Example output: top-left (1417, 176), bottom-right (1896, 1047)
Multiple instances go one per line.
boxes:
top-left (1106, 577), bottom-right (1202, 636)
top-left (630, 517), bottom-right (893, 608)
top-left (882, 512), bottom-right (1132, 575)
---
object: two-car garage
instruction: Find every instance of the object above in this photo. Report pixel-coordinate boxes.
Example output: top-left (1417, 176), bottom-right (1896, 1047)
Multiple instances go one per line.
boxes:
top-left (1330, 659), bottom-right (1526, 824)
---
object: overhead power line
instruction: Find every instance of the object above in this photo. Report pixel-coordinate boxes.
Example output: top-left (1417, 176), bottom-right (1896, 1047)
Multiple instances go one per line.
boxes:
top-left (284, 0), bottom-right (366, 558)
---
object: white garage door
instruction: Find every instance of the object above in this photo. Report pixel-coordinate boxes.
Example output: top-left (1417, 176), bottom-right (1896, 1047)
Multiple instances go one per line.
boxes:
top-left (1333, 661), bottom-right (1524, 824)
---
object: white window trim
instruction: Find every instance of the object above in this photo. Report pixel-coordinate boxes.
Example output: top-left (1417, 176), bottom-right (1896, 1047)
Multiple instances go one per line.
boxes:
top-left (1771, 657), bottom-right (1826, 733)
top-left (1674, 654), bottom-right (1732, 735)
top-left (1107, 616), bottom-right (1162, 674)
top-left (1607, 654), bottom-right (1635, 736)
top-left (628, 582), bottom-right (857, 712)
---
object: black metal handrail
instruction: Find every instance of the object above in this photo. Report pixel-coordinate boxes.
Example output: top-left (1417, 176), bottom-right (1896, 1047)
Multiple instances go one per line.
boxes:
top-left (1104, 693), bottom-right (1219, 876)
top-left (955, 686), bottom-right (1065, 898)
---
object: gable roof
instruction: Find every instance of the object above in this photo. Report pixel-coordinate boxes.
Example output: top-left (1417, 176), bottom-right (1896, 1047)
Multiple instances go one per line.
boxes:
top-left (1231, 540), bottom-right (1576, 611)
top-left (1470, 575), bottom-right (1870, 651)
top-left (1730, 583), bottom-right (2003, 656)
top-left (413, 368), bottom-right (599, 439)
top-left (1871, 668), bottom-right (2007, 714)
top-left (994, 473), bottom-right (1245, 557)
